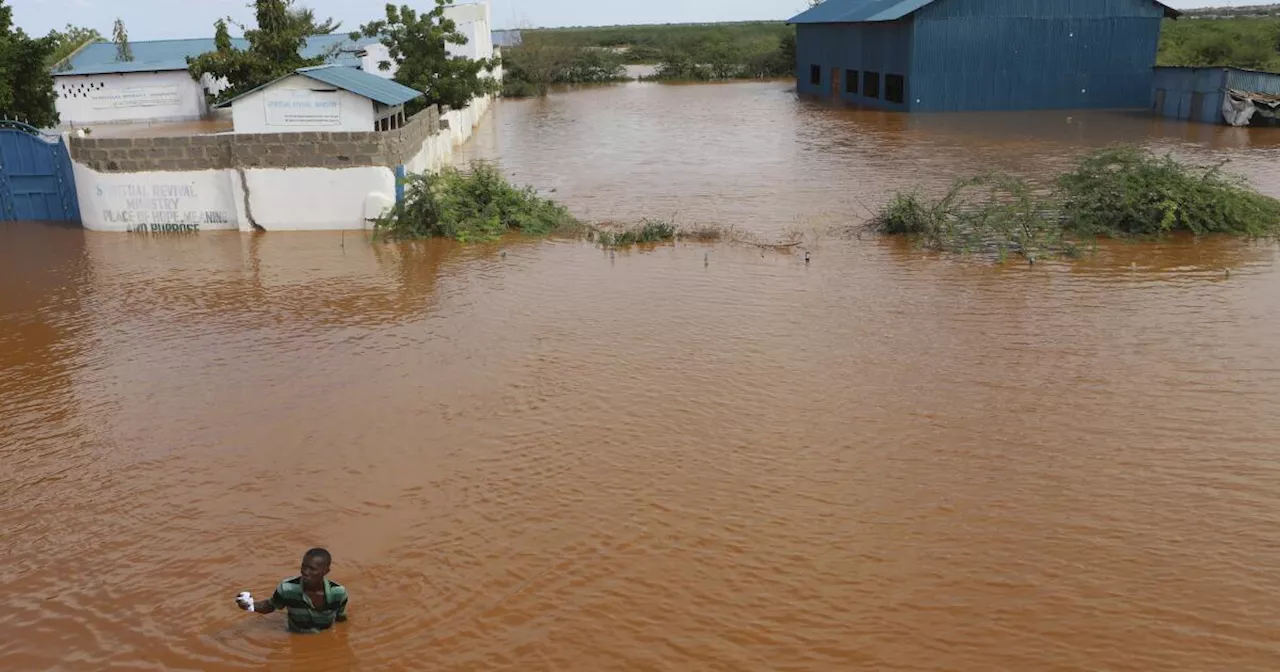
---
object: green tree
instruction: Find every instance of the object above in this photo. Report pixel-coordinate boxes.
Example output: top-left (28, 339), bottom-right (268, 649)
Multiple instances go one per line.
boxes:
top-left (288, 6), bottom-right (340, 34)
top-left (355, 1), bottom-right (499, 111)
top-left (187, 0), bottom-right (327, 104)
top-left (214, 18), bottom-right (233, 53)
top-left (46, 24), bottom-right (103, 70)
top-left (112, 18), bottom-right (132, 61)
top-left (0, 0), bottom-right (59, 127)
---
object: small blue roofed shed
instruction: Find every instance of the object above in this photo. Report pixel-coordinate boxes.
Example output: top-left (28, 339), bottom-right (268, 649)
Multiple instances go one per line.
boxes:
top-left (788, 0), bottom-right (1180, 112)
top-left (217, 65), bottom-right (424, 134)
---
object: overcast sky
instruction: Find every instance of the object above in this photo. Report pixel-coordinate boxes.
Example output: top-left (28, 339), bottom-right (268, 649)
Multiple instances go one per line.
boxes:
top-left (8, 0), bottom-right (1260, 40)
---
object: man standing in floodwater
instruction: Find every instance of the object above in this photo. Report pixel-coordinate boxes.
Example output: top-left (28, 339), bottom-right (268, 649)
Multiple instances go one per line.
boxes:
top-left (237, 548), bottom-right (349, 633)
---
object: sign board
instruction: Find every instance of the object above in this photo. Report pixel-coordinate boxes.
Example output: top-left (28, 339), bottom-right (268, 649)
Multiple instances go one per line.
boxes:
top-left (86, 178), bottom-right (236, 233)
top-left (264, 89), bottom-right (342, 126)
top-left (90, 84), bottom-right (180, 110)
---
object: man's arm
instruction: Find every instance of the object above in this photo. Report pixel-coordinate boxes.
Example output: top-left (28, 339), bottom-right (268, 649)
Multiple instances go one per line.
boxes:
top-left (335, 595), bottom-right (349, 623)
top-left (240, 585), bottom-right (286, 614)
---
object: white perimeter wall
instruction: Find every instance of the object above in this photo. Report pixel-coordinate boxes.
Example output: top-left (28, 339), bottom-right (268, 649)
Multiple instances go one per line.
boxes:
top-left (54, 70), bottom-right (208, 127)
top-left (231, 75), bottom-right (377, 134)
top-left (72, 93), bottom-right (494, 232)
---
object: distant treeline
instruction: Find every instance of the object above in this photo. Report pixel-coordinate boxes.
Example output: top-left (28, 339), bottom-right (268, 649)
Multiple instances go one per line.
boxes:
top-left (501, 22), bottom-right (795, 96)
top-left (1157, 16), bottom-right (1280, 71)
top-left (502, 15), bottom-right (1280, 98)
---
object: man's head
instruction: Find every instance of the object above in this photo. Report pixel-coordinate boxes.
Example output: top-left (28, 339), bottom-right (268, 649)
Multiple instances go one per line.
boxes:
top-left (300, 548), bottom-right (331, 589)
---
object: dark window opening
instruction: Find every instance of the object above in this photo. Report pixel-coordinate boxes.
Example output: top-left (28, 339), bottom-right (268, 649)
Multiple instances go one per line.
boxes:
top-left (845, 70), bottom-right (858, 94)
top-left (885, 74), bottom-right (905, 104)
top-left (810, 65), bottom-right (821, 86)
top-left (864, 71), bottom-right (881, 99)
top-left (1153, 88), bottom-right (1166, 112)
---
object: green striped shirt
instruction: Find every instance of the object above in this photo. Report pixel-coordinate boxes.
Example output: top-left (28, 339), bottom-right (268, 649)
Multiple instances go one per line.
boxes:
top-left (269, 577), bottom-right (348, 633)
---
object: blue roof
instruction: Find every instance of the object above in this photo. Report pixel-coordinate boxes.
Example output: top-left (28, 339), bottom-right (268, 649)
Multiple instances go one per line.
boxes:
top-left (53, 34), bottom-right (380, 76)
top-left (213, 65), bottom-right (422, 108)
top-left (787, 0), bottom-right (1180, 23)
top-left (292, 65), bottom-right (422, 106)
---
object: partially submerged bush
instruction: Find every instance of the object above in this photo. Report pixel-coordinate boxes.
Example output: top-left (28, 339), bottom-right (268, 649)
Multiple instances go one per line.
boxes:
top-left (375, 162), bottom-right (581, 242)
top-left (593, 219), bottom-right (677, 247)
top-left (868, 146), bottom-right (1280, 260)
top-left (1057, 146), bottom-right (1280, 238)
top-left (868, 174), bottom-right (1066, 258)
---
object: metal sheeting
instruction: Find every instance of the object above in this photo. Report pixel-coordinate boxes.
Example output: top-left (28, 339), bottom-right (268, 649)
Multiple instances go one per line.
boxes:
top-left (789, 0), bottom-right (935, 24)
top-left (909, 15), bottom-right (1162, 111)
top-left (794, 22), bottom-right (913, 110)
top-left (788, 0), bottom-right (1178, 24)
top-left (795, 0), bottom-right (1169, 112)
top-left (56, 34), bottom-right (377, 77)
top-left (1224, 69), bottom-right (1280, 98)
top-left (296, 65), bottom-right (423, 107)
top-left (1151, 66), bottom-right (1280, 125)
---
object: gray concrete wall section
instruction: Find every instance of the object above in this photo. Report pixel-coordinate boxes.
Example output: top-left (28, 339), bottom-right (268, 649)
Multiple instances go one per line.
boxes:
top-left (70, 106), bottom-right (442, 173)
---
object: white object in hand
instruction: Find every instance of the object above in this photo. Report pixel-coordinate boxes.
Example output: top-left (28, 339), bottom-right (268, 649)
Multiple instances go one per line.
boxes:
top-left (237, 591), bottom-right (254, 612)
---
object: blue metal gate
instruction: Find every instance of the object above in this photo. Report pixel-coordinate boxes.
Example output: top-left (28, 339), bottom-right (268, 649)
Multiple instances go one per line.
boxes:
top-left (0, 121), bottom-right (80, 223)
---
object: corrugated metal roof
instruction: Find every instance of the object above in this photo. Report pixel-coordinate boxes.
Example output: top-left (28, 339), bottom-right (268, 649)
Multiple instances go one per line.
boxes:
top-left (53, 34), bottom-right (378, 77)
top-left (787, 0), bottom-right (1180, 24)
top-left (213, 65), bottom-right (422, 108)
top-left (295, 65), bottom-right (423, 106)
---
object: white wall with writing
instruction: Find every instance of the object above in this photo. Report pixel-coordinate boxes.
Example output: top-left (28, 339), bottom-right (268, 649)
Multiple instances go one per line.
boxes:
top-left (231, 75), bottom-right (376, 134)
top-left (73, 168), bottom-right (240, 233)
top-left (54, 71), bottom-right (209, 127)
top-left (71, 163), bottom-right (400, 232)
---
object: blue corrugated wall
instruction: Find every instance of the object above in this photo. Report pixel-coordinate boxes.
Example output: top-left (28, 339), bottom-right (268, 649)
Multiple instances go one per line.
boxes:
top-left (795, 22), bottom-right (913, 110)
top-left (795, 0), bottom-right (1166, 112)
top-left (1151, 66), bottom-right (1280, 125)
top-left (1151, 67), bottom-right (1226, 124)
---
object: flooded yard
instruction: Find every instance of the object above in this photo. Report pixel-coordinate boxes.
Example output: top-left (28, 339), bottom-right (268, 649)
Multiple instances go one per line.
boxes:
top-left (3, 79), bottom-right (1280, 671)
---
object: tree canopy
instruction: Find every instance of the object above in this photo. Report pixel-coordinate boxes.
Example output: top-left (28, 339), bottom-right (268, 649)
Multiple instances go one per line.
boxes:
top-left (187, 0), bottom-right (333, 104)
top-left (355, 1), bottom-right (498, 111)
top-left (47, 24), bottom-right (104, 70)
top-left (0, 0), bottom-right (59, 127)
top-left (112, 18), bottom-right (132, 62)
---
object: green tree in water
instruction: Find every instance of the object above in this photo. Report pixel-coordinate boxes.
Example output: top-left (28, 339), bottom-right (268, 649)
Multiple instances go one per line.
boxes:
top-left (0, 0), bottom-right (59, 127)
top-left (355, 1), bottom-right (499, 112)
top-left (187, 0), bottom-right (336, 104)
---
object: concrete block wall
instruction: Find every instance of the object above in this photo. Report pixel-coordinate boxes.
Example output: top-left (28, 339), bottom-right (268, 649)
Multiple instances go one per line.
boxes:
top-left (69, 105), bottom-right (442, 173)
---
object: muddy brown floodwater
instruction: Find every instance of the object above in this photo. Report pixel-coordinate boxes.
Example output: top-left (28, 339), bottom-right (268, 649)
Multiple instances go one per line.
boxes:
top-left (4, 79), bottom-right (1280, 671)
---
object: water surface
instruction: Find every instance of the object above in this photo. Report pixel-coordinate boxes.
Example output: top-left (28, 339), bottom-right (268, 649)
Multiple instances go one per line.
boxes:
top-left (3, 81), bottom-right (1280, 671)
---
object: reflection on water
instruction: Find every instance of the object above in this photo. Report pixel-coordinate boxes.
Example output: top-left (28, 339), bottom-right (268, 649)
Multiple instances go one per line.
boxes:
top-left (4, 81), bottom-right (1280, 671)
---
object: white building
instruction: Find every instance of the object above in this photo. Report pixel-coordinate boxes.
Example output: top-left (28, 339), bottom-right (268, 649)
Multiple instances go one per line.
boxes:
top-left (51, 34), bottom-right (388, 128)
top-left (444, 2), bottom-right (495, 62)
top-left (219, 65), bottom-right (423, 134)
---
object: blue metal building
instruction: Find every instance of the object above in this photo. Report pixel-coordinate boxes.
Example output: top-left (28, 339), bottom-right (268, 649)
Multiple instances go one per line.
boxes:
top-left (1152, 66), bottom-right (1280, 125)
top-left (789, 0), bottom-right (1180, 112)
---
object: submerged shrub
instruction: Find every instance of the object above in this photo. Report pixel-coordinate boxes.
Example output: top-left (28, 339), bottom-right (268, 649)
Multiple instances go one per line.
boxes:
top-left (375, 162), bottom-right (581, 242)
top-left (868, 146), bottom-right (1280, 260)
top-left (1057, 146), bottom-right (1280, 238)
top-left (868, 174), bottom-right (1064, 258)
top-left (873, 191), bottom-right (935, 236)
top-left (595, 218), bottom-right (677, 247)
